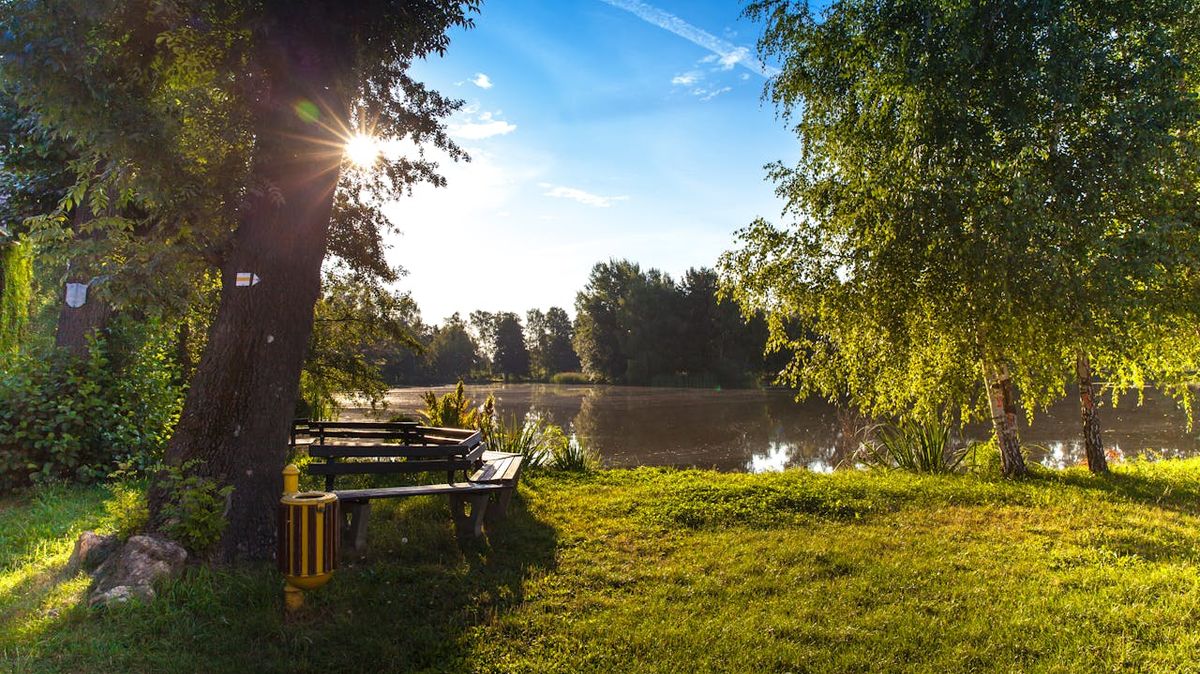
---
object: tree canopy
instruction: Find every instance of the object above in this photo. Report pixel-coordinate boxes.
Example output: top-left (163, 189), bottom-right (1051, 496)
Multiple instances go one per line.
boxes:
top-left (722, 0), bottom-right (1200, 475)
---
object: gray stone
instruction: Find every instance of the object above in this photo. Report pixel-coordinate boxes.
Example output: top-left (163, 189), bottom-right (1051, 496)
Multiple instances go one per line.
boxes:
top-left (88, 535), bottom-right (187, 608)
top-left (88, 584), bottom-right (155, 607)
top-left (66, 531), bottom-right (119, 576)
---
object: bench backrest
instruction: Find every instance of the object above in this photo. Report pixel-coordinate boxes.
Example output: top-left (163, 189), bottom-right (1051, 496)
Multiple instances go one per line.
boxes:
top-left (292, 419), bottom-right (486, 490)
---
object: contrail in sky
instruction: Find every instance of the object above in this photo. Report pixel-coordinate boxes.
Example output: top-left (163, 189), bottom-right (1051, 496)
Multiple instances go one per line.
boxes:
top-left (598, 0), bottom-right (780, 78)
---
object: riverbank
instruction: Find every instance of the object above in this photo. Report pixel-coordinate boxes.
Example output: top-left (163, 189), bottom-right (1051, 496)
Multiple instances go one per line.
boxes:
top-left (342, 384), bottom-right (1200, 470)
top-left (4, 461), bottom-right (1200, 672)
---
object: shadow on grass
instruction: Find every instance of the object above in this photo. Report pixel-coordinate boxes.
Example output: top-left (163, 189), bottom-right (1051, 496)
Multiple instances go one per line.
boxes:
top-left (11, 489), bottom-right (558, 674)
top-left (1038, 466), bottom-right (1200, 515)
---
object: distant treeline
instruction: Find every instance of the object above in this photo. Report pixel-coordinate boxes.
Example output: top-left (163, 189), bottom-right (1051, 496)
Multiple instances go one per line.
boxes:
top-left (370, 260), bottom-right (781, 388)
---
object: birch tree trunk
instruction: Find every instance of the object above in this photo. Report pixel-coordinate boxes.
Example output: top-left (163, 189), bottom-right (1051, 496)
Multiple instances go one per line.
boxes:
top-left (1076, 352), bottom-right (1108, 473)
top-left (983, 359), bottom-right (1028, 477)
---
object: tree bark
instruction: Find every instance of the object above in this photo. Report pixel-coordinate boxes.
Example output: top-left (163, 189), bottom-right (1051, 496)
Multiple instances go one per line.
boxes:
top-left (1076, 352), bottom-right (1108, 473)
top-left (983, 359), bottom-right (1027, 477)
top-left (54, 274), bottom-right (113, 357)
top-left (156, 15), bottom-right (349, 562)
top-left (54, 207), bottom-right (114, 358)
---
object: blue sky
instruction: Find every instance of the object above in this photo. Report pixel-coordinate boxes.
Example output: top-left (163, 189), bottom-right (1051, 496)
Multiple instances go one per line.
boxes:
top-left (381, 0), bottom-right (797, 324)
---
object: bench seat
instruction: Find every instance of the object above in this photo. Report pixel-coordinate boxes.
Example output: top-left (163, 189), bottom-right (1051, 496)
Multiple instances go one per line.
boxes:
top-left (334, 482), bottom-right (505, 503)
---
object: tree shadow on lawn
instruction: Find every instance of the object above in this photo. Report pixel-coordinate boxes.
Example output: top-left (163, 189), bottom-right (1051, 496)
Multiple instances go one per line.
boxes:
top-left (14, 490), bottom-right (559, 674)
top-left (1039, 467), bottom-right (1200, 516)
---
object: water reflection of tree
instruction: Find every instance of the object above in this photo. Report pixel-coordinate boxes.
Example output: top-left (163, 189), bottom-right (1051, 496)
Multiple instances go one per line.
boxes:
top-left (754, 396), bottom-right (863, 472)
top-left (572, 388), bottom-right (767, 469)
top-left (570, 388), bottom-right (853, 472)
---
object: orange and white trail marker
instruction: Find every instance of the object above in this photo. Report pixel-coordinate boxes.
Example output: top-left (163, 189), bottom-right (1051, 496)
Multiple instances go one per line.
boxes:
top-left (235, 272), bottom-right (260, 287)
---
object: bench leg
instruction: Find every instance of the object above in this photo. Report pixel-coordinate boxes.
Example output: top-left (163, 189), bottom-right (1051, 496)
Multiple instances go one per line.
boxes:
top-left (342, 502), bottom-right (371, 557)
top-left (485, 487), bottom-right (515, 525)
top-left (449, 494), bottom-right (489, 538)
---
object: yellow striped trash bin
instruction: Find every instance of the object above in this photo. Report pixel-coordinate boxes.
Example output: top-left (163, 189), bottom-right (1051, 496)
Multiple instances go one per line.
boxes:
top-left (278, 467), bottom-right (339, 609)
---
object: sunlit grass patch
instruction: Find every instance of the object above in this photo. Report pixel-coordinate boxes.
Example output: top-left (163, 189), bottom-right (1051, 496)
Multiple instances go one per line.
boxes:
top-left (3, 461), bottom-right (1200, 672)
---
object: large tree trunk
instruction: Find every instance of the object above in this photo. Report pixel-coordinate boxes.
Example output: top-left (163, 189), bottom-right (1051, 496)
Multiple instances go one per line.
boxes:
top-left (156, 16), bottom-right (349, 562)
top-left (983, 359), bottom-right (1027, 477)
top-left (1076, 352), bottom-right (1108, 473)
top-left (54, 208), bottom-right (114, 357)
top-left (54, 274), bottom-right (113, 357)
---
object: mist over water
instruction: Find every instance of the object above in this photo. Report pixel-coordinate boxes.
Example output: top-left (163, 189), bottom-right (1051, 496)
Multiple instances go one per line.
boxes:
top-left (346, 384), bottom-right (1199, 472)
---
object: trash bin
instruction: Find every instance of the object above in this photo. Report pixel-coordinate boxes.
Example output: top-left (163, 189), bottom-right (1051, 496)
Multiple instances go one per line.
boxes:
top-left (278, 489), bottom-right (339, 591)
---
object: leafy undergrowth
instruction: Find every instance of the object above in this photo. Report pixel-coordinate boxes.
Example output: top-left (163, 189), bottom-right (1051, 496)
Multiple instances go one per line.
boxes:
top-left (3, 460), bottom-right (1200, 672)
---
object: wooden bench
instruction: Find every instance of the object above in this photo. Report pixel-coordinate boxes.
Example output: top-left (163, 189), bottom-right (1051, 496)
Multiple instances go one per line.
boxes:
top-left (291, 420), bottom-right (524, 553)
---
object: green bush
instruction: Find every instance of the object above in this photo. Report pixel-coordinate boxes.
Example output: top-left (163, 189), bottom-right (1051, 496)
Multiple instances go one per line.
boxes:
top-left (548, 372), bottom-right (591, 385)
top-left (157, 461), bottom-right (233, 554)
top-left (487, 414), bottom-right (550, 468)
top-left (485, 415), bottom-right (601, 472)
top-left (858, 418), bottom-right (967, 474)
top-left (548, 431), bottom-right (600, 471)
top-left (104, 482), bottom-right (149, 540)
top-left (419, 381), bottom-right (489, 428)
top-left (0, 321), bottom-right (185, 492)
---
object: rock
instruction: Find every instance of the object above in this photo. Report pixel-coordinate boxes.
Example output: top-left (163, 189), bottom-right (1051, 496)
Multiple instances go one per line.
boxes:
top-left (66, 531), bottom-right (119, 576)
top-left (88, 535), bottom-right (187, 608)
top-left (88, 584), bottom-right (155, 607)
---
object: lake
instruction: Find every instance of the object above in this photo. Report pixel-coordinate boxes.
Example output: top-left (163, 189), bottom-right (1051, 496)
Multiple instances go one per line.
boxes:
top-left (343, 384), bottom-right (1199, 472)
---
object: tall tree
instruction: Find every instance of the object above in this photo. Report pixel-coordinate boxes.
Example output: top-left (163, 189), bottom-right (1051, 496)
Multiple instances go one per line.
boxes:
top-left (425, 314), bottom-right (479, 382)
top-left (469, 309), bottom-right (499, 374)
top-left (491, 312), bottom-right (529, 380)
top-left (526, 307), bottom-right (579, 379)
top-left (542, 306), bottom-right (580, 376)
top-left (160, 1), bottom-right (476, 559)
top-left (3, 0), bottom-right (479, 558)
top-left (725, 0), bottom-right (1200, 476)
top-left (574, 260), bottom-right (641, 382)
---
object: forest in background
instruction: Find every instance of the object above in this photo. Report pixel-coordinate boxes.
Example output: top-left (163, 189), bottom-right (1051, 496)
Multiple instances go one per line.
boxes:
top-left (363, 262), bottom-right (781, 392)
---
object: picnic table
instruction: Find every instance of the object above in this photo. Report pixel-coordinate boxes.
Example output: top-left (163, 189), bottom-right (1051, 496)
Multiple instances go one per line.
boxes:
top-left (291, 419), bottom-right (524, 553)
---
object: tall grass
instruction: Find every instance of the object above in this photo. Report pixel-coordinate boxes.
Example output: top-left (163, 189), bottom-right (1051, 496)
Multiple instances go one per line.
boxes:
top-left (487, 414), bottom-right (550, 468)
top-left (548, 434), bottom-right (600, 471)
top-left (858, 418), bottom-right (967, 474)
top-left (485, 413), bottom-right (601, 472)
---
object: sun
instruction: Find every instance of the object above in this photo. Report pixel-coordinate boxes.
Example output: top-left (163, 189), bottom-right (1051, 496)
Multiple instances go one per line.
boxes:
top-left (345, 133), bottom-right (380, 168)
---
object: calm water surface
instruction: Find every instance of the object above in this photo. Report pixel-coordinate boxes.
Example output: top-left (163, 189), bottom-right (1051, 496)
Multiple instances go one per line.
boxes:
top-left (345, 384), bottom-right (1199, 472)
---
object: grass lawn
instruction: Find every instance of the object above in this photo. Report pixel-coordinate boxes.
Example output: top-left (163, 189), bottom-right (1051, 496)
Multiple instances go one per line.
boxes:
top-left (3, 461), bottom-right (1200, 673)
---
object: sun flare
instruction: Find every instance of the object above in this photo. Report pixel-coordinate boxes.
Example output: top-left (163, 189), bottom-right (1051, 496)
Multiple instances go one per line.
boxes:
top-left (345, 133), bottom-right (380, 168)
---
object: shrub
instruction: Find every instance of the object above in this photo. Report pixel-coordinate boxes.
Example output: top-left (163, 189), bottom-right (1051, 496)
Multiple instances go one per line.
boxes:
top-left (858, 418), bottom-right (967, 474)
top-left (548, 433), bottom-right (600, 472)
top-left (549, 372), bottom-right (591, 385)
top-left (487, 414), bottom-right (550, 468)
top-left (420, 381), bottom-right (490, 428)
top-left (157, 461), bottom-right (233, 554)
top-left (0, 322), bottom-right (185, 492)
top-left (484, 415), bottom-right (601, 472)
top-left (105, 482), bottom-right (149, 540)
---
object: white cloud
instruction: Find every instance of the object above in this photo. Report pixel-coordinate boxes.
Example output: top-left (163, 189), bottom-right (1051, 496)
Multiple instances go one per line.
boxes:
top-left (471, 73), bottom-right (493, 89)
top-left (671, 71), bottom-right (702, 86)
top-left (717, 47), bottom-right (749, 70)
top-left (450, 120), bottom-right (516, 139)
top-left (598, 0), bottom-right (780, 78)
top-left (448, 108), bottom-right (516, 140)
top-left (698, 86), bottom-right (732, 102)
top-left (539, 182), bottom-right (630, 208)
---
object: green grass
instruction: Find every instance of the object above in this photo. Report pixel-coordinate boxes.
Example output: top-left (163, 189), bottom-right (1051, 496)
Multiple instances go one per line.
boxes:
top-left (5, 461), bottom-right (1200, 672)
